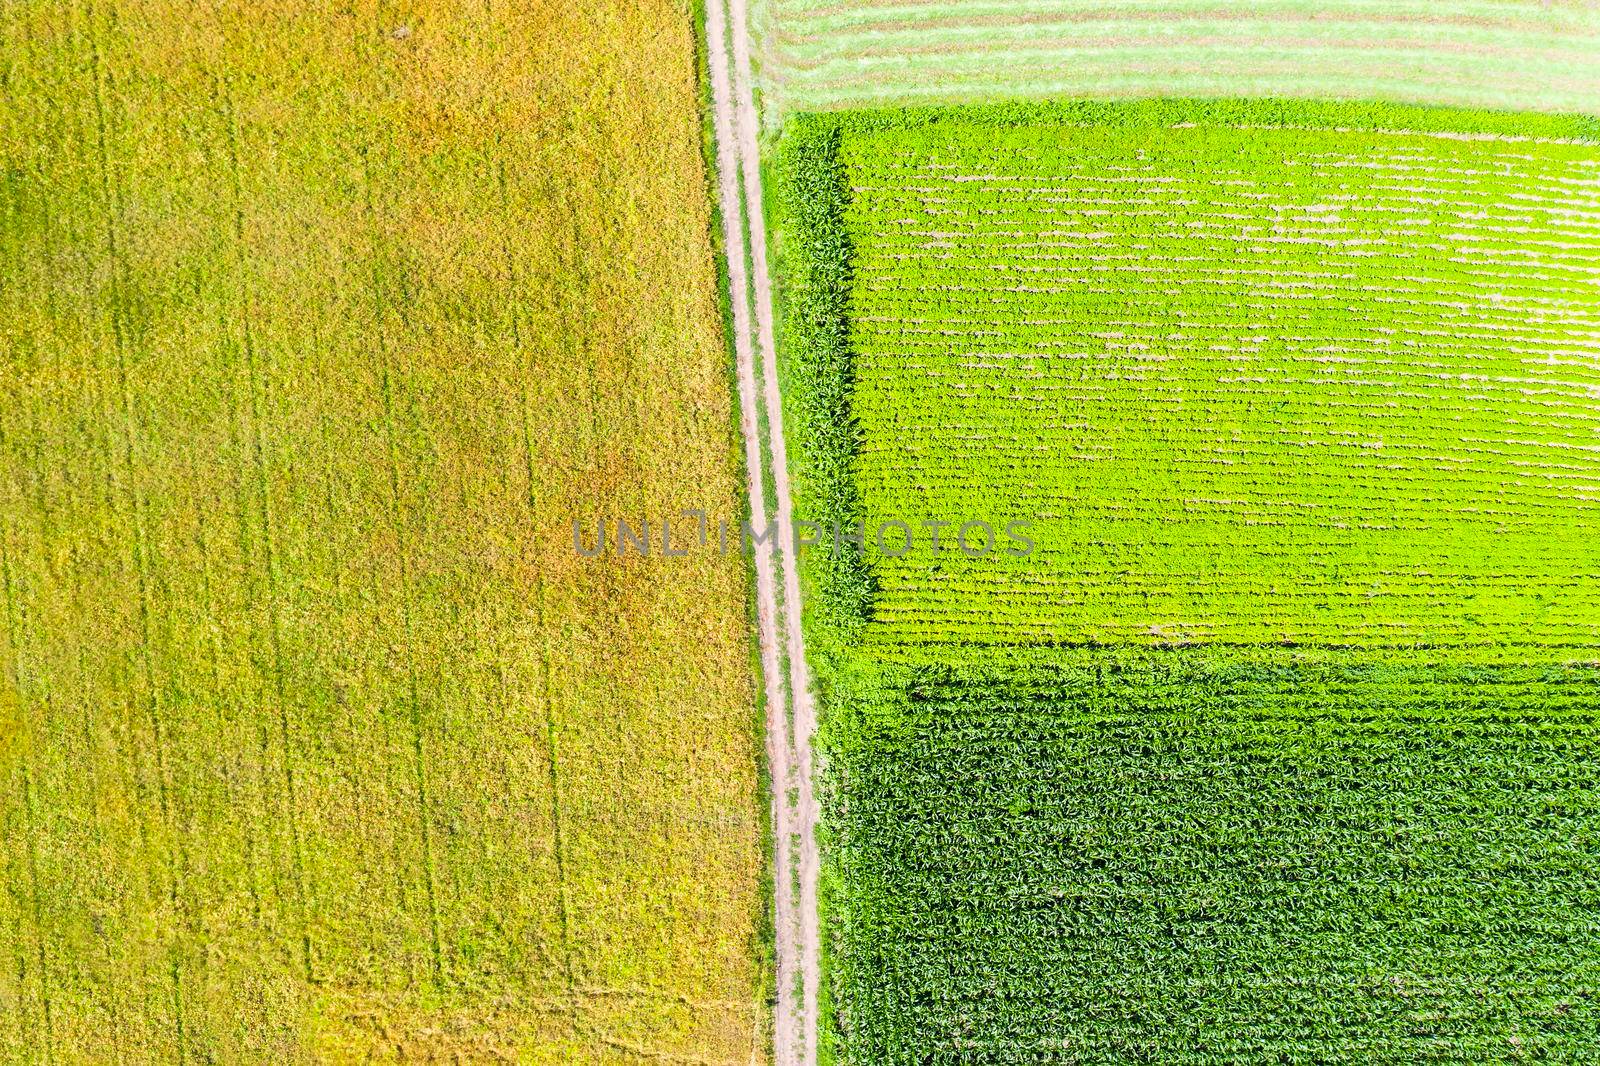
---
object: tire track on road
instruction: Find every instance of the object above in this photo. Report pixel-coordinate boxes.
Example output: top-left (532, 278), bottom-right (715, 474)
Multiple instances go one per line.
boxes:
top-left (706, 0), bottom-right (821, 1061)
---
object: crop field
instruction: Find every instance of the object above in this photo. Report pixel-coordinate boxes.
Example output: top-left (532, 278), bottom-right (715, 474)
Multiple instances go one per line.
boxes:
top-left (0, 0), bottom-right (764, 1062)
top-left (786, 101), bottom-right (1600, 647)
top-left (778, 101), bottom-right (1600, 1062)
top-left (751, 0), bottom-right (1600, 124)
top-left (826, 647), bottom-right (1600, 1061)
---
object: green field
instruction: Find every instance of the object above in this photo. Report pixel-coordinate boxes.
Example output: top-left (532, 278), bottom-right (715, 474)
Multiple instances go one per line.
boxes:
top-left (826, 648), bottom-right (1600, 1061)
top-left (751, 0), bottom-right (1600, 123)
top-left (0, 1), bottom-right (765, 1060)
top-left (791, 101), bottom-right (1600, 646)
top-left (779, 102), bottom-right (1600, 1062)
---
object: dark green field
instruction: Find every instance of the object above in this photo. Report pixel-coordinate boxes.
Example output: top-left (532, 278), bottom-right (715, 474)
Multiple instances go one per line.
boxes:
top-left (825, 650), bottom-right (1600, 1061)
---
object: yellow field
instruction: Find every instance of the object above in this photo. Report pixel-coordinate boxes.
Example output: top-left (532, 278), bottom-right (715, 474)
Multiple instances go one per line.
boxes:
top-left (0, 0), bottom-right (764, 1061)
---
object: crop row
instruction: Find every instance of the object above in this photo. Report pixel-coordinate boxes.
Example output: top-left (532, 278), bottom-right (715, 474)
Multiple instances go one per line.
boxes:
top-left (779, 101), bottom-right (1600, 1065)
top-left (753, 0), bottom-right (1600, 120)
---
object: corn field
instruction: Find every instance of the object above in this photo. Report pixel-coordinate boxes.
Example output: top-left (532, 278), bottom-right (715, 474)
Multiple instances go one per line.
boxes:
top-left (779, 101), bottom-right (1600, 1063)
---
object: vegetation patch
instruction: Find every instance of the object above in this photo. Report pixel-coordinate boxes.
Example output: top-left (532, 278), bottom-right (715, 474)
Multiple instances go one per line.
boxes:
top-left (777, 100), bottom-right (1600, 1063)
top-left (826, 648), bottom-right (1600, 1062)
top-left (753, 0), bottom-right (1600, 123)
top-left (0, 1), bottom-right (763, 1060)
top-left (782, 100), bottom-right (1600, 648)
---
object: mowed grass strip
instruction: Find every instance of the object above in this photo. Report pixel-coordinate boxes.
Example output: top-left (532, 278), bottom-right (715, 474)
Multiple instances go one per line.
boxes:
top-left (0, 0), bottom-right (762, 1061)
top-left (824, 648), bottom-right (1600, 1063)
top-left (781, 100), bottom-right (1600, 648)
top-left (754, 0), bottom-right (1600, 121)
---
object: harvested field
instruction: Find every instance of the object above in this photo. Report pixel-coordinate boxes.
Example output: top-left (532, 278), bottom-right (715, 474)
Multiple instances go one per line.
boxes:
top-left (752, 0), bottom-right (1600, 124)
top-left (0, 0), bottom-right (764, 1060)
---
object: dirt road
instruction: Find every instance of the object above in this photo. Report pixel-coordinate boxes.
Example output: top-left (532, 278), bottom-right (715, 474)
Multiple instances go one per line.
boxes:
top-left (705, 0), bottom-right (821, 1062)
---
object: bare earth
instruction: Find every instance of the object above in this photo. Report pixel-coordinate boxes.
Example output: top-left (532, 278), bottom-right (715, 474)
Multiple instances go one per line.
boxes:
top-left (707, 0), bottom-right (822, 1062)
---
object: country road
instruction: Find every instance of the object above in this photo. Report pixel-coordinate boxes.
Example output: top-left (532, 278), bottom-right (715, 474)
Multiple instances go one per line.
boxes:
top-left (704, 0), bottom-right (821, 1063)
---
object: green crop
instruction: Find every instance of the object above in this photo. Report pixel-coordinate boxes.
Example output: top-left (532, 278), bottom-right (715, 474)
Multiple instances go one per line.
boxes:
top-left (825, 648), bottom-right (1600, 1063)
top-left (784, 100), bottom-right (1600, 648)
top-left (776, 101), bottom-right (1600, 1064)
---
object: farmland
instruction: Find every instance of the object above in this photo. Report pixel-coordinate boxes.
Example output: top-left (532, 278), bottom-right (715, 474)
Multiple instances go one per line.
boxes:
top-left (826, 647), bottom-right (1600, 1061)
top-left (792, 101), bottom-right (1600, 647)
top-left (751, 0), bottom-right (1600, 124)
top-left (777, 102), bottom-right (1600, 1062)
top-left (0, 0), bottom-right (764, 1061)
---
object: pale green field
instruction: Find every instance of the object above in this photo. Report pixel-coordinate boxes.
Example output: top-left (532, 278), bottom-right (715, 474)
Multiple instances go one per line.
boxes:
top-left (0, 0), bottom-right (765, 1061)
top-left (751, 0), bottom-right (1600, 124)
top-left (839, 107), bottom-right (1600, 646)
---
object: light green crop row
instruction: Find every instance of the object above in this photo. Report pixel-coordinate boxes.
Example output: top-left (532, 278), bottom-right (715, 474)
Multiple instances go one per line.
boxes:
top-left (775, 101), bottom-right (1600, 1066)
top-left (751, 0), bottom-right (1600, 125)
top-left (781, 100), bottom-right (1600, 649)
